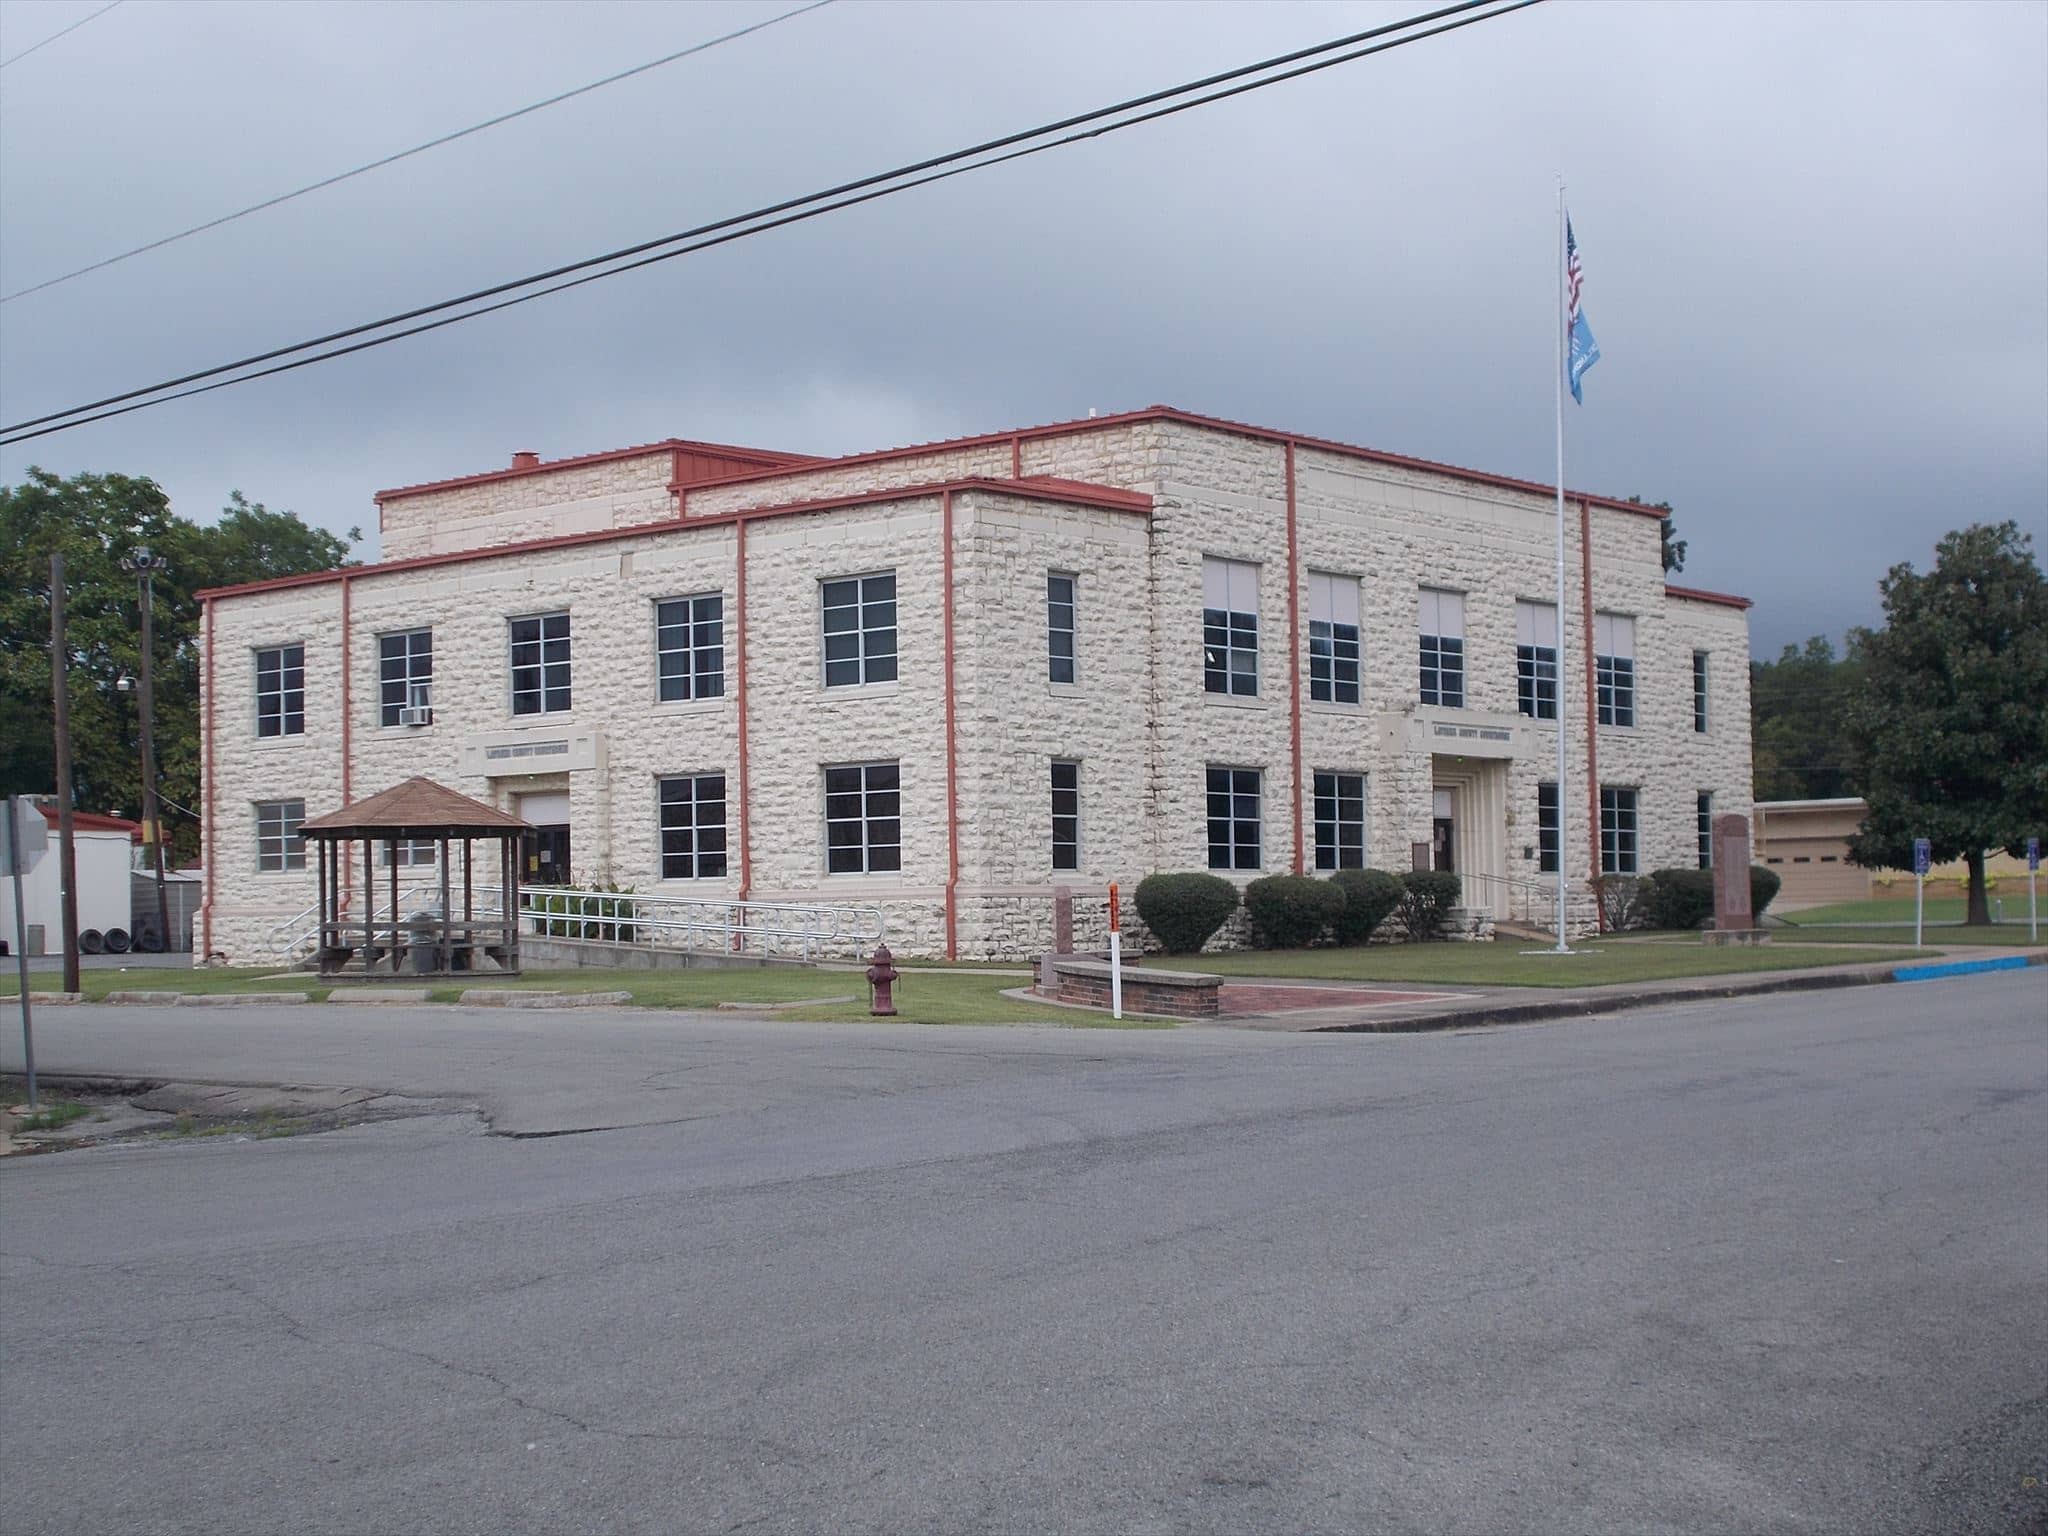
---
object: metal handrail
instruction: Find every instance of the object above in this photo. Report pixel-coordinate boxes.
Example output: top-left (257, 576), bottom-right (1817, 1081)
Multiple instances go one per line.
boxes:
top-left (1451, 868), bottom-right (1581, 929)
top-left (473, 884), bottom-right (886, 962)
top-left (268, 881), bottom-right (445, 963)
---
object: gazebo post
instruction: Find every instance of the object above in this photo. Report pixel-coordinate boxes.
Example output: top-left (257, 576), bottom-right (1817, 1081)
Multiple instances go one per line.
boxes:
top-left (362, 837), bottom-right (374, 965)
top-left (438, 834), bottom-right (451, 973)
top-left (388, 836), bottom-right (400, 974)
top-left (507, 830), bottom-right (521, 973)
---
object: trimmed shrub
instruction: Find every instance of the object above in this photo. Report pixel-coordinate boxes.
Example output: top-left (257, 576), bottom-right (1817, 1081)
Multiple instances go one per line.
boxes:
top-left (1645, 868), bottom-right (1715, 931)
top-left (1397, 869), bottom-right (1461, 941)
top-left (1750, 863), bottom-right (1782, 921)
top-left (1331, 868), bottom-right (1406, 945)
top-left (1133, 872), bottom-right (1240, 954)
top-left (533, 884), bottom-right (641, 942)
top-left (1244, 874), bottom-right (1346, 950)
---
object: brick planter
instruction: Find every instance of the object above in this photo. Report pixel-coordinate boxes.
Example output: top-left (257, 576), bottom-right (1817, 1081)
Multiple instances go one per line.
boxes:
top-left (1031, 955), bottom-right (1221, 1019)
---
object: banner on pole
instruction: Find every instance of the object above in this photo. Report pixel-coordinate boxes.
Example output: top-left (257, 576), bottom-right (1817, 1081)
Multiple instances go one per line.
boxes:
top-left (1912, 838), bottom-right (1931, 877)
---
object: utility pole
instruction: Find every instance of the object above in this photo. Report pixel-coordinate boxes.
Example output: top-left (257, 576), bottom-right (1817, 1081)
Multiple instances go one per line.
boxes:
top-left (132, 548), bottom-right (171, 951)
top-left (51, 552), bottom-right (80, 995)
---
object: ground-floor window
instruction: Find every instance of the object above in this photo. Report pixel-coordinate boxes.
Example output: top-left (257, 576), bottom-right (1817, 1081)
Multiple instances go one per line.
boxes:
top-left (825, 762), bottom-right (900, 874)
top-left (256, 799), bottom-right (306, 872)
top-left (1697, 792), bottom-right (1713, 870)
top-left (1050, 760), bottom-right (1080, 871)
top-left (1312, 771), bottom-right (1366, 870)
top-left (1601, 786), bottom-right (1639, 875)
top-left (1537, 782), bottom-right (1560, 874)
top-left (1206, 766), bottom-right (1262, 871)
top-left (659, 773), bottom-right (728, 879)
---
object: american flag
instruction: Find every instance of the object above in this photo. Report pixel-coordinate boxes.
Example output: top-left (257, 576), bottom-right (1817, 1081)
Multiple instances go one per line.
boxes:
top-left (1566, 217), bottom-right (1584, 325)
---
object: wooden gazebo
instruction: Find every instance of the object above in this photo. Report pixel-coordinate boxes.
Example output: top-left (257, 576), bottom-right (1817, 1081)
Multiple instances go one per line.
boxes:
top-left (299, 777), bottom-right (530, 978)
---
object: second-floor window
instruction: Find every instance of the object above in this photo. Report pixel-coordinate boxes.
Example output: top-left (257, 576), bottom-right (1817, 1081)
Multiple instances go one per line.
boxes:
top-left (1595, 613), bottom-right (1636, 728)
top-left (1206, 765), bottom-right (1262, 870)
top-left (1693, 650), bottom-right (1710, 733)
top-left (255, 644), bottom-right (304, 738)
top-left (1202, 556), bottom-right (1259, 696)
top-left (510, 613), bottom-right (571, 715)
top-left (1516, 601), bottom-right (1559, 720)
top-left (1050, 760), bottom-right (1080, 871)
top-left (657, 594), bottom-right (724, 702)
top-left (1308, 572), bottom-right (1361, 705)
top-left (1313, 771), bottom-right (1366, 870)
top-left (822, 573), bottom-right (897, 688)
top-left (1418, 589), bottom-right (1465, 708)
top-left (1047, 573), bottom-right (1077, 686)
top-left (256, 799), bottom-right (306, 871)
top-left (379, 629), bottom-right (433, 726)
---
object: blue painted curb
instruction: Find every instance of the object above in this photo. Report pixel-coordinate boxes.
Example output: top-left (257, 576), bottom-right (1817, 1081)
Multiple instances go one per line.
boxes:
top-left (1892, 955), bottom-right (2034, 983)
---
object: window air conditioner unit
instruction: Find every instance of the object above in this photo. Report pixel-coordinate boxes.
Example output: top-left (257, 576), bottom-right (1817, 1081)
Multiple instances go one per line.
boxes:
top-left (399, 705), bottom-right (433, 727)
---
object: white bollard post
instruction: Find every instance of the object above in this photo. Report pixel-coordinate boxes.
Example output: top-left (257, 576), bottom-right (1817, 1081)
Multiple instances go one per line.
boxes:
top-left (1108, 881), bottom-right (1123, 1021)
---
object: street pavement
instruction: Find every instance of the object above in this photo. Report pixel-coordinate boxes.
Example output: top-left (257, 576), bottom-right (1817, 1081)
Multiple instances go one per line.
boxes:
top-left (2, 970), bottom-right (2044, 1534)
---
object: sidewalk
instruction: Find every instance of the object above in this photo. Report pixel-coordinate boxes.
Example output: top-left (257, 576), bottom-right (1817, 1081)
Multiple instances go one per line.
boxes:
top-left (1218, 946), bottom-right (2047, 1033)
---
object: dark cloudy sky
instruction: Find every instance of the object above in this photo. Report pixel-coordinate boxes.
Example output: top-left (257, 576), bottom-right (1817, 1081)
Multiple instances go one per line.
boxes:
top-left (3, 0), bottom-right (2043, 653)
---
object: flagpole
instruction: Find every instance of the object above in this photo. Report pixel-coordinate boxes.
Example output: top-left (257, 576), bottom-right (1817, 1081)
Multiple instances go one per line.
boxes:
top-left (1552, 181), bottom-right (1572, 954)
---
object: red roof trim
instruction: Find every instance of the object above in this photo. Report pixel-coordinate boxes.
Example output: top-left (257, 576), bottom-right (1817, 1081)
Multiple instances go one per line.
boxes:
top-left (197, 476), bottom-right (1150, 600)
top-left (373, 436), bottom-right (818, 503)
top-left (1664, 583), bottom-right (1753, 611)
top-left (662, 405), bottom-right (1668, 519)
top-left (39, 807), bottom-right (142, 837)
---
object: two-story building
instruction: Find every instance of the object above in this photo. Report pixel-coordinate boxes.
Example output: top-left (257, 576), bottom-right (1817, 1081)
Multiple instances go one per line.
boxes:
top-left (197, 405), bottom-right (1753, 963)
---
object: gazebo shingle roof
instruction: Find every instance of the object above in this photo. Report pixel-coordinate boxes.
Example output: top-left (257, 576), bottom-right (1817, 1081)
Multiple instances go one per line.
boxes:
top-left (299, 777), bottom-right (530, 838)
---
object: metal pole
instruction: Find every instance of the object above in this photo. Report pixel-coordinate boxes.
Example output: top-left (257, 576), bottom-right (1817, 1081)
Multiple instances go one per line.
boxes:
top-left (1915, 869), bottom-right (1925, 948)
top-left (137, 560), bottom-right (171, 951)
top-left (8, 798), bottom-right (38, 1110)
top-left (1552, 180), bottom-right (1571, 954)
top-left (51, 553), bottom-right (81, 995)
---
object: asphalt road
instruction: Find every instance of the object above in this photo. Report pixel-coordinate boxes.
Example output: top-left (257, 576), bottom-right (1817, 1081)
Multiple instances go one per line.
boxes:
top-left (3, 972), bottom-right (2044, 1535)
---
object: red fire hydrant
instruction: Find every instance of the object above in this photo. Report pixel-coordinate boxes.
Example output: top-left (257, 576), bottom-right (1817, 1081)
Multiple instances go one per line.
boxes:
top-left (866, 943), bottom-right (900, 1017)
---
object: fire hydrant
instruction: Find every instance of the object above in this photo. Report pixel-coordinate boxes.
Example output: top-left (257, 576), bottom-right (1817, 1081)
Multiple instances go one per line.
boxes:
top-left (866, 943), bottom-right (900, 1017)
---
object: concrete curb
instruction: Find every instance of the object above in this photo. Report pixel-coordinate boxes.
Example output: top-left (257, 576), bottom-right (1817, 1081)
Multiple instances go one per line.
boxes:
top-left (177, 992), bottom-right (310, 1006)
top-left (1893, 955), bottom-right (2034, 982)
top-left (457, 988), bottom-right (633, 1009)
top-left (325, 988), bottom-right (434, 1005)
top-left (100, 991), bottom-right (190, 1006)
top-left (1306, 952), bottom-right (2046, 1034)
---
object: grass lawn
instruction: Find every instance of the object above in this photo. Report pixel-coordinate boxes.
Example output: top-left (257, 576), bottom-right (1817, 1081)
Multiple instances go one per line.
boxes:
top-left (0, 963), bottom-right (1160, 1028)
top-left (1185, 939), bottom-right (1928, 989)
top-left (1759, 924), bottom-right (2043, 948)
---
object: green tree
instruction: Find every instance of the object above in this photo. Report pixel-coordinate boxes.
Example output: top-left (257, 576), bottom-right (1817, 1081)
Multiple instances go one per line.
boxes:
top-left (1749, 635), bottom-right (1864, 800)
top-left (0, 469), bottom-right (356, 863)
top-left (1844, 521), bottom-right (2048, 925)
top-left (1626, 496), bottom-right (1685, 573)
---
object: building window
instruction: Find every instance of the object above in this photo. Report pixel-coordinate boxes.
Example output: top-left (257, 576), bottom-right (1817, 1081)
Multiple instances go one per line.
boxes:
top-left (1050, 760), bottom-right (1080, 871)
top-left (256, 799), bottom-right (305, 872)
top-left (1537, 782), bottom-right (1560, 875)
top-left (255, 644), bottom-right (305, 738)
top-left (1601, 786), bottom-right (1639, 875)
top-left (510, 612), bottom-right (571, 716)
top-left (1202, 556), bottom-right (1259, 697)
top-left (1418, 589), bottom-right (1465, 708)
top-left (1693, 650), bottom-right (1710, 733)
top-left (656, 595), bottom-right (724, 703)
top-left (1697, 792), bottom-right (1713, 870)
top-left (1206, 766), bottom-right (1262, 871)
top-left (1595, 613), bottom-right (1636, 728)
top-left (382, 838), bottom-right (437, 868)
top-left (1047, 573), bottom-right (1077, 686)
top-left (1516, 600), bottom-right (1559, 720)
top-left (824, 762), bottom-right (900, 874)
top-left (821, 573), bottom-right (897, 688)
top-left (658, 773), bottom-right (727, 879)
top-left (378, 630), bottom-right (433, 726)
top-left (1312, 771), bottom-right (1366, 870)
top-left (1308, 572), bottom-right (1361, 705)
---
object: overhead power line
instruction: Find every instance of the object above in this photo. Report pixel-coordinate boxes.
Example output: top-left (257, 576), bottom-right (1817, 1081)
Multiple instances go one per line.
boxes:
top-left (0, 0), bottom-right (1545, 446)
top-left (0, 0), bottom-right (123, 71)
top-left (0, 0), bottom-right (836, 303)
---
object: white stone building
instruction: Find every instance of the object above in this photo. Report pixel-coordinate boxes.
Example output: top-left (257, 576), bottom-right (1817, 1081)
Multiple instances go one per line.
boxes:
top-left (196, 406), bottom-right (1753, 963)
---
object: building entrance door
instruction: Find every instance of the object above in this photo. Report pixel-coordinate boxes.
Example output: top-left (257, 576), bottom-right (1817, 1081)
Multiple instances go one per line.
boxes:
top-left (1432, 789), bottom-right (1456, 873)
top-left (516, 791), bottom-right (571, 886)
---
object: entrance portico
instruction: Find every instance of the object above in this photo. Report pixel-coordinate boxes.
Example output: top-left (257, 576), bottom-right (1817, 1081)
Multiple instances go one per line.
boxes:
top-left (1430, 756), bottom-right (1511, 920)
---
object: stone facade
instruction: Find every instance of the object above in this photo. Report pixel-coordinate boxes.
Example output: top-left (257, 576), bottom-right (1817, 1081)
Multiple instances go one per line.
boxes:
top-left (200, 409), bottom-right (1753, 964)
